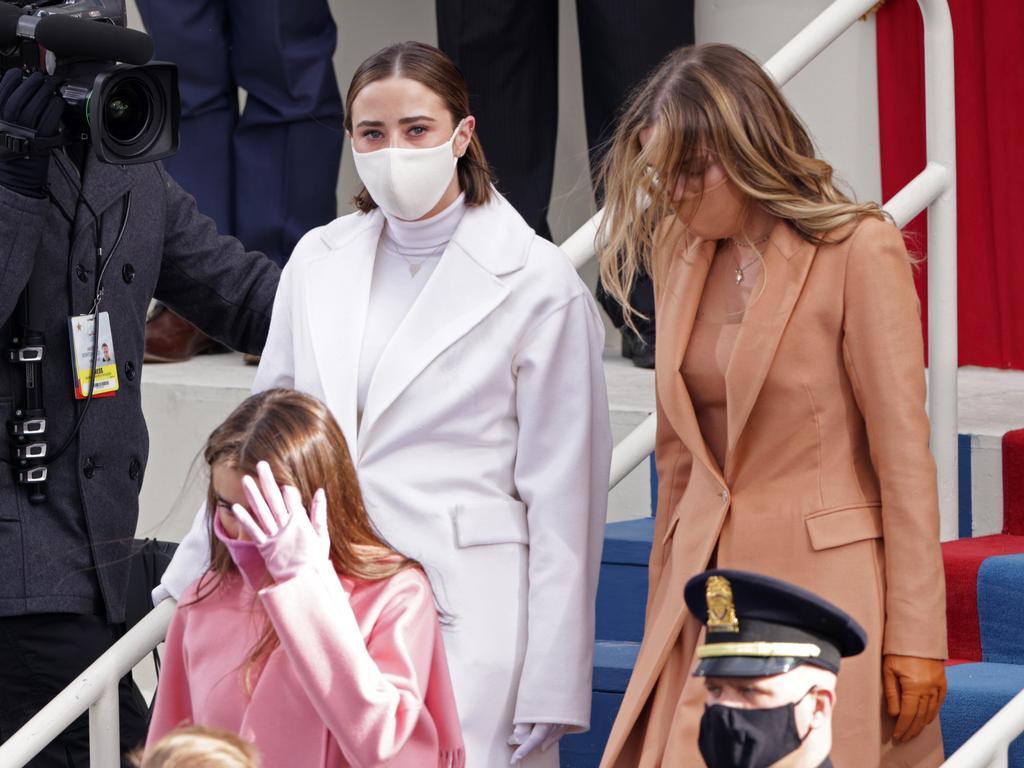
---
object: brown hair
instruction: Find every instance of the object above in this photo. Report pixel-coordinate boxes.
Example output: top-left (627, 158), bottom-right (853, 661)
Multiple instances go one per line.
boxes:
top-left (194, 389), bottom-right (415, 683)
top-left (345, 41), bottom-right (494, 212)
top-left (133, 726), bottom-right (260, 768)
top-left (597, 43), bottom-right (886, 330)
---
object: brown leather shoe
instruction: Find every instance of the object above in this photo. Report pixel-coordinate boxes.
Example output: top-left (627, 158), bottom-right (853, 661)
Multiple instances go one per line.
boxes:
top-left (144, 305), bottom-right (228, 363)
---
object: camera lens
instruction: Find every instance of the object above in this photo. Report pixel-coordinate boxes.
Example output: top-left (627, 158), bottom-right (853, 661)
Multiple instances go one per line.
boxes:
top-left (102, 78), bottom-right (152, 145)
top-left (85, 62), bottom-right (178, 165)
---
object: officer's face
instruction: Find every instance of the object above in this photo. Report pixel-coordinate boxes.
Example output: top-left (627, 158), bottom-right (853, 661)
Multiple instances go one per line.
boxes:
top-left (211, 462), bottom-right (249, 541)
top-left (703, 673), bottom-right (801, 710)
top-left (706, 667), bottom-right (834, 731)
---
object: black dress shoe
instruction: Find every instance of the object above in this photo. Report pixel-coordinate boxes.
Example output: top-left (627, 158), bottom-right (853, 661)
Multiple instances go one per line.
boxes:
top-left (621, 331), bottom-right (656, 369)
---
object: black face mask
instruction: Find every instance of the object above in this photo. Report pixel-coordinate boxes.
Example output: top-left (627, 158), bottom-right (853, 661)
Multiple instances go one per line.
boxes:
top-left (697, 688), bottom-right (816, 768)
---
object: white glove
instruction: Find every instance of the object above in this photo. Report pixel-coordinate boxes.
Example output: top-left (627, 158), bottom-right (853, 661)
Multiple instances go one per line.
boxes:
top-left (508, 723), bottom-right (569, 764)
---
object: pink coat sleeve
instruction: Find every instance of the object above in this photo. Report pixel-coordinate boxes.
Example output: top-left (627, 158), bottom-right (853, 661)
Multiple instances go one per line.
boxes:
top-left (145, 604), bottom-right (194, 748)
top-left (258, 565), bottom-right (437, 767)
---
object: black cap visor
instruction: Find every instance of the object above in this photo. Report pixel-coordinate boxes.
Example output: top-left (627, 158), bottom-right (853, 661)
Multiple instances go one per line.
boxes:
top-left (694, 655), bottom-right (838, 678)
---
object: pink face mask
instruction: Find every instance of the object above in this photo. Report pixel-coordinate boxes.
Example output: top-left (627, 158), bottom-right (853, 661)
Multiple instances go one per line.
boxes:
top-left (213, 512), bottom-right (266, 591)
top-left (676, 176), bottom-right (748, 241)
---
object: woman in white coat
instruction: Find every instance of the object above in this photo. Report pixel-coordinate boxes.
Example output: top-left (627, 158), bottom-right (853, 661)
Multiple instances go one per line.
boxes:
top-left (159, 42), bottom-right (611, 767)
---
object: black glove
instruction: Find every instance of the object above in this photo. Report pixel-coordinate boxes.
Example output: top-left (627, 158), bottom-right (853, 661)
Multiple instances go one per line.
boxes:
top-left (0, 69), bottom-right (64, 198)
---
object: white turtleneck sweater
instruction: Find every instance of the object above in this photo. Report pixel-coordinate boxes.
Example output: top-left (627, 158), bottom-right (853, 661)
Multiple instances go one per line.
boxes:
top-left (357, 194), bottom-right (467, 422)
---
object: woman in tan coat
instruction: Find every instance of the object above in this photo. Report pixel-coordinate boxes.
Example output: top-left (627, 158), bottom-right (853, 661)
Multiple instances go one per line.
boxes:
top-left (595, 44), bottom-right (948, 768)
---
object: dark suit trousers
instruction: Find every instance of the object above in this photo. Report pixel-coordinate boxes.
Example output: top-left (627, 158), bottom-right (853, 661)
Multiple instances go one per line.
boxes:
top-left (437, 0), bottom-right (694, 341)
top-left (135, 0), bottom-right (344, 266)
top-left (0, 614), bottom-right (149, 767)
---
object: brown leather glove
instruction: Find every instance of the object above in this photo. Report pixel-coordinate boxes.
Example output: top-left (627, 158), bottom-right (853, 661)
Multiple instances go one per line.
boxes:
top-left (882, 654), bottom-right (948, 742)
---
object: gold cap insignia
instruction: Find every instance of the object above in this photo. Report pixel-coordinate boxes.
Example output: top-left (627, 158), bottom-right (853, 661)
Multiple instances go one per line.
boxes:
top-left (706, 575), bottom-right (740, 633)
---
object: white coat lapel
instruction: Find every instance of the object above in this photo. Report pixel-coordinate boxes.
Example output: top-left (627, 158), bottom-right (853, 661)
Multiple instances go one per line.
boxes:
top-left (358, 193), bottom-right (531, 444)
top-left (304, 212), bottom-right (385, 450)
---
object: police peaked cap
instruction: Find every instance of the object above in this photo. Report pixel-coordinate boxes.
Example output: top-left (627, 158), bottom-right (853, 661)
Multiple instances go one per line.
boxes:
top-left (684, 568), bottom-right (868, 677)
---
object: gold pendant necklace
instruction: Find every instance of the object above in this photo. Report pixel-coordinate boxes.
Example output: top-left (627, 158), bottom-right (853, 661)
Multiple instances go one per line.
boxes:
top-left (729, 233), bottom-right (770, 285)
top-left (734, 259), bottom-right (758, 285)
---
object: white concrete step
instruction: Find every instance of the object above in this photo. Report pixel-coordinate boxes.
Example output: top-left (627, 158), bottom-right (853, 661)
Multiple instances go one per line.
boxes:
top-left (135, 351), bottom-right (657, 543)
top-left (136, 356), bottom-right (1024, 544)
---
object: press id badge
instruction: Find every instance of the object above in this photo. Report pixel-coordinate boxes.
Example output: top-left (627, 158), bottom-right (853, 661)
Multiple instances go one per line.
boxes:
top-left (68, 312), bottom-right (119, 399)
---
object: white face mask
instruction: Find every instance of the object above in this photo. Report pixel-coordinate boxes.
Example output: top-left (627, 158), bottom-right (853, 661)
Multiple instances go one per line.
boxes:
top-left (351, 120), bottom-right (464, 221)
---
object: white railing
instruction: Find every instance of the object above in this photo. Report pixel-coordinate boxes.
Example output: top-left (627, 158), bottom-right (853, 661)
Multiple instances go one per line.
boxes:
top-left (0, 598), bottom-right (176, 768)
top-left (0, 1), bottom-right (967, 766)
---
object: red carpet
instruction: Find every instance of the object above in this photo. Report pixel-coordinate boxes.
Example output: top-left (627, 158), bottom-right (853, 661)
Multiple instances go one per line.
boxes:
top-left (1003, 430), bottom-right (1024, 535)
top-left (942, 535), bottom-right (1024, 661)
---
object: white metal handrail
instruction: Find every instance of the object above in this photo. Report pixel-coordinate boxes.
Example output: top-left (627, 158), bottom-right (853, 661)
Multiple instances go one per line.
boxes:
top-left (0, 598), bottom-right (176, 768)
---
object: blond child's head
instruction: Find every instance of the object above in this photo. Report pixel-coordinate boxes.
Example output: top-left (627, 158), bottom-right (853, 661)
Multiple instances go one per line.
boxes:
top-left (135, 725), bottom-right (260, 768)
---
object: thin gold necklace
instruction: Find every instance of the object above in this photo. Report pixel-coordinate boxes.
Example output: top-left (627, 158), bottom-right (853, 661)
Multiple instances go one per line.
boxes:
top-left (732, 254), bottom-right (760, 285)
top-left (727, 232), bottom-right (770, 285)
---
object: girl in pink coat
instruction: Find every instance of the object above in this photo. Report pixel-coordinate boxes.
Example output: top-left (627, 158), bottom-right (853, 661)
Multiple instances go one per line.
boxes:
top-left (147, 389), bottom-right (464, 768)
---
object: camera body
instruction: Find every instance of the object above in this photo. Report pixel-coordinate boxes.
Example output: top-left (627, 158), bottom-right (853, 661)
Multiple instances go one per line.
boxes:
top-left (0, 0), bottom-right (180, 164)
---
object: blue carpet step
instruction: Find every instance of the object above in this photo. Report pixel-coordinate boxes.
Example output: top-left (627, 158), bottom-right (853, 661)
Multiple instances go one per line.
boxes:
top-left (561, 640), bottom-right (640, 768)
top-left (978, 554), bottom-right (1024, 665)
top-left (596, 518), bottom-right (654, 643)
top-left (942, 662), bottom-right (1024, 764)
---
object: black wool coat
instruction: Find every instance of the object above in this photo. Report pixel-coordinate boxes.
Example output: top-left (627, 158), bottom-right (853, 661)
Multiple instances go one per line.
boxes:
top-left (0, 151), bottom-right (280, 623)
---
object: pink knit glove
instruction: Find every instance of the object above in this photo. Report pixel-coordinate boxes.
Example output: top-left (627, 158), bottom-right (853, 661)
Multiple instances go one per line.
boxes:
top-left (229, 461), bottom-right (331, 584)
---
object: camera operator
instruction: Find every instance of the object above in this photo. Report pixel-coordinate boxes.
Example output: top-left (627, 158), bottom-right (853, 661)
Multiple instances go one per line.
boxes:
top-left (0, 62), bottom-right (279, 765)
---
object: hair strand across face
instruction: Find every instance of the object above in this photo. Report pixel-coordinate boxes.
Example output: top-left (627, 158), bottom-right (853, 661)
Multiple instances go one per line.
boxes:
top-left (596, 43), bottom-right (889, 330)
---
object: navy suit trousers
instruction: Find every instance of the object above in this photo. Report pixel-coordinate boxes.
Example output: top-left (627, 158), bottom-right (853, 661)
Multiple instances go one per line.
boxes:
top-left (135, 0), bottom-right (344, 265)
top-left (437, 0), bottom-right (694, 341)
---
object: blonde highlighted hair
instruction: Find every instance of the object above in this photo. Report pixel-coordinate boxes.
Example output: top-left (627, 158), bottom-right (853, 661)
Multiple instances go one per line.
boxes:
top-left (133, 726), bottom-right (259, 768)
top-left (597, 43), bottom-right (885, 328)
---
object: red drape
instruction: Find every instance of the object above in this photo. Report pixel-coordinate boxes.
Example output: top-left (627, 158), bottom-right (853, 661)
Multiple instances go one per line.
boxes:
top-left (876, 0), bottom-right (1024, 369)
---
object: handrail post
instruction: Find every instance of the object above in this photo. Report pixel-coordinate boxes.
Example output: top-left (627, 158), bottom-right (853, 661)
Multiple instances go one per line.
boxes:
top-left (88, 684), bottom-right (120, 767)
top-left (0, 599), bottom-right (175, 768)
top-left (919, 0), bottom-right (958, 540)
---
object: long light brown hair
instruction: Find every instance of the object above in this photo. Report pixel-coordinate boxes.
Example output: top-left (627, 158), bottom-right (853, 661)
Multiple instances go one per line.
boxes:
top-left (345, 41), bottom-right (494, 212)
top-left (192, 389), bottom-right (415, 682)
top-left (597, 43), bottom-right (886, 328)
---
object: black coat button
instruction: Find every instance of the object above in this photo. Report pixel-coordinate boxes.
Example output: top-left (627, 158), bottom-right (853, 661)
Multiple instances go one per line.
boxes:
top-left (124, 361), bottom-right (136, 381)
top-left (83, 457), bottom-right (96, 479)
top-left (76, 265), bottom-right (88, 283)
top-left (122, 264), bottom-right (135, 284)
top-left (128, 458), bottom-right (141, 480)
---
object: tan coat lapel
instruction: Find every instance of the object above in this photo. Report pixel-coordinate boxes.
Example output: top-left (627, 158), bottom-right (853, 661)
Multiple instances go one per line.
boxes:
top-left (723, 222), bottom-right (818, 480)
top-left (655, 238), bottom-right (724, 485)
